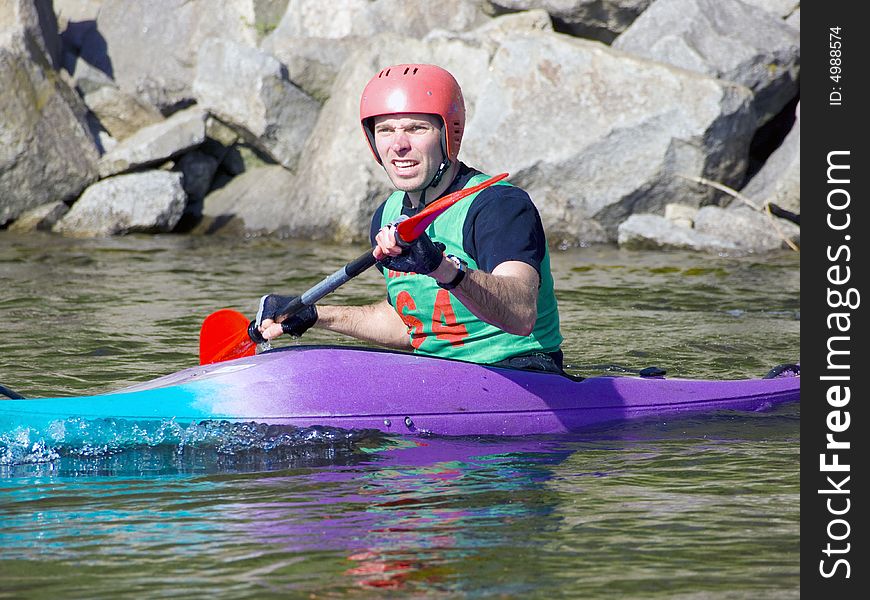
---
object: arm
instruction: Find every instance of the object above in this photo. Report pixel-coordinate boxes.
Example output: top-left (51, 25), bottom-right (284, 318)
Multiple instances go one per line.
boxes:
top-left (430, 259), bottom-right (539, 336)
top-left (315, 300), bottom-right (411, 349)
top-left (260, 298), bottom-right (412, 350)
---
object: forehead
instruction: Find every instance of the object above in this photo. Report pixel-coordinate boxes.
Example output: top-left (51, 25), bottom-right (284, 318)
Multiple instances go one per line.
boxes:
top-left (372, 113), bottom-right (441, 128)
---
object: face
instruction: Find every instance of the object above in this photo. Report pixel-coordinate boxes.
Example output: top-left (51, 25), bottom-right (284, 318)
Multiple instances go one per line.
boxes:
top-left (372, 113), bottom-right (444, 192)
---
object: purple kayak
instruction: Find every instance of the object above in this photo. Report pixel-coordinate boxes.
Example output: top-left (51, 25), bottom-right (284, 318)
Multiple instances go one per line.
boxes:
top-left (0, 346), bottom-right (800, 436)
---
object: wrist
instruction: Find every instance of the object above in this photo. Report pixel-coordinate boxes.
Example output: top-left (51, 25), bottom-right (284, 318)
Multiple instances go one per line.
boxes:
top-left (431, 256), bottom-right (457, 284)
top-left (436, 254), bottom-right (468, 290)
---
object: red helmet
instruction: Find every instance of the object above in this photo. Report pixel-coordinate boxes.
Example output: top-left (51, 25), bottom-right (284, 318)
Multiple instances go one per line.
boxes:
top-left (359, 64), bottom-right (465, 165)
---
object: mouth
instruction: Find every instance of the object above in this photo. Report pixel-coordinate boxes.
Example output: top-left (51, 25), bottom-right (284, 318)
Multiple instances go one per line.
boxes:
top-left (391, 159), bottom-right (420, 175)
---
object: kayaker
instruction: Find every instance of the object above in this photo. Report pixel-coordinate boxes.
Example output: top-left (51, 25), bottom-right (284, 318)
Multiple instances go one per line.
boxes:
top-left (257, 63), bottom-right (564, 372)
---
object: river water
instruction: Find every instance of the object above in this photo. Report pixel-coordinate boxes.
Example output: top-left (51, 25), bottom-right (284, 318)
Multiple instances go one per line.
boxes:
top-left (1, 231), bottom-right (799, 598)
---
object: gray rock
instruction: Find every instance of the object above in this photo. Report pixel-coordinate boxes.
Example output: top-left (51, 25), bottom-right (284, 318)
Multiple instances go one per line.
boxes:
top-left (1, 0), bottom-right (61, 68)
top-left (259, 35), bottom-right (356, 103)
top-left (54, 171), bottom-right (187, 236)
top-left (261, 0), bottom-right (490, 102)
top-left (221, 144), bottom-right (274, 176)
top-left (195, 165), bottom-right (297, 235)
top-left (8, 201), bottom-right (70, 232)
top-left (486, 0), bottom-right (653, 42)
top-left (461, 32), bottom-right (756, 245)
top-left (785, 7), bottom-right (799, 31)
top-left (97, 107), bottom-right (207, 177)
top-left (740, 113), bottom-right (799, 214)
top-left (740, 0), bottom-right (799, 19)
top-left (193, 38), bottom-right (319, 170)
top-left (618, 214), bottom-right (739, 252)
top-left (694, 205), bottom-right (799, 251)
top-left (613, 0), bottom-right (799, 126)
top-left (83, 85), bottom-right (165, 141)
top-left (664, 203), bottom-right (698, 228)
top-left (77, 0), bottom-right (270, 110)
top-left (266, 0), bottom-right (489, 39)
top-left (1, 8), bottom-right (99, 226)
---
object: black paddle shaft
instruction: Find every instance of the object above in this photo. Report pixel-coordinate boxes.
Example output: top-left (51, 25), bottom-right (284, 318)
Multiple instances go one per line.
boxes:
top-left (247, 249), bottom-right (378, 343)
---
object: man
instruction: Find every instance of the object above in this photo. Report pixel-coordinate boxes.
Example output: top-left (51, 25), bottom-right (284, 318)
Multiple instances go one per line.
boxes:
top-left (257, 63), bottom-right (563, 371)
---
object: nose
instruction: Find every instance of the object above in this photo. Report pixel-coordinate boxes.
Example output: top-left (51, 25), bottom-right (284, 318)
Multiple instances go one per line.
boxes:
top-left (391, 129), bottom-right (411, 153)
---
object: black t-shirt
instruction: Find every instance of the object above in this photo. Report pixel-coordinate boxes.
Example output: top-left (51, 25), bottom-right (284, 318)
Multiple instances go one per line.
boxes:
top-left (369, 163), bottom-right (547, 279)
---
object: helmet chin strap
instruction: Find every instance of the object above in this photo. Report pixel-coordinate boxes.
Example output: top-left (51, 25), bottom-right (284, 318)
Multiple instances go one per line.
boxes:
top-left (418, 157), bottom-right (451, 208)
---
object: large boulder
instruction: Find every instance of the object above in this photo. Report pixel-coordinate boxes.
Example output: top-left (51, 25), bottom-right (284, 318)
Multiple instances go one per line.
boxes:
top-left (97, 107), bottom-right (207, 177)
top-left (613, 0), bottom-right (799, 127)
top-left (54, 171), bottom-right (187, 236)
top-left (461, 31), bottom-right (756, 246)
top-left (694, 205), bottom-right (799, 251)
top-left (82, 84), bottom-right (165, 141)
top-left (1, 1), bottom-right (99, 226)
top-left (261, 0), bottom-right (491, 102)
top-left (76, 0), bottom-right (279, 110)
top-left (193, 38), bottom-right (320, 170)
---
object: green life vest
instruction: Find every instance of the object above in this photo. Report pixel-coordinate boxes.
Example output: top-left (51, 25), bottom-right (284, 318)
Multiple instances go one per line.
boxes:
top-left (380, 173), bottom-right (563, 364)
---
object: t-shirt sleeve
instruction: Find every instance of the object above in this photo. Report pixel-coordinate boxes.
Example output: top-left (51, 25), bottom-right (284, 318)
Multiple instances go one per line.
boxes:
top-left (463, 187), bottom-right (547, 275)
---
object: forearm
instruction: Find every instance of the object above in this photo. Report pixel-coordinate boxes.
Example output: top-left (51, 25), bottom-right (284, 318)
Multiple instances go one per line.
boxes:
top-left (314, 300), bottom-right (411, 349)
top-left (431, 260), bottom-right (538, 336)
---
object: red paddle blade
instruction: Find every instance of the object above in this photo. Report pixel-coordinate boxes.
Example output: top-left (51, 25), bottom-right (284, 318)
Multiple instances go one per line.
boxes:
top-left (396, 172), bottom-right (508, 242)
top-left (199, 309), bottom-right (256, 365)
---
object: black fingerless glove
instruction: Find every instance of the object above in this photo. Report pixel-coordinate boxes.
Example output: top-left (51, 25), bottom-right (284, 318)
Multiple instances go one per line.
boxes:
top-left (256, 294), bottom-right (318, 338)
top-left (378, 232), bottom-right (446, 274)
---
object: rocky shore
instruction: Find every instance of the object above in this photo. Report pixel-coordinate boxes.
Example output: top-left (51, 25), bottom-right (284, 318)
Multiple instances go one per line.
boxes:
top-left (1, 0), bottom-right (800, 253)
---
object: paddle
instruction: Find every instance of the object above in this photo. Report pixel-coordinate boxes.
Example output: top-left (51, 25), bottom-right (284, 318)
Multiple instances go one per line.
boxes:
top-left (199, 172), bottom-right (509, 365)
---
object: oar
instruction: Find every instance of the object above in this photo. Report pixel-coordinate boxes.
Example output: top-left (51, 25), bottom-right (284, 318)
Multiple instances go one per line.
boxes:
top-left (199, 173), bottom-right (509, 365)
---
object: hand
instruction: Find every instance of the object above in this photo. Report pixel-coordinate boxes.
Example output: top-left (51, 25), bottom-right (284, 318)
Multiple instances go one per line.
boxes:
top-left (375, 224), bottom-right (445, 274)
top-left (256, 294), bottom-right (318, 341)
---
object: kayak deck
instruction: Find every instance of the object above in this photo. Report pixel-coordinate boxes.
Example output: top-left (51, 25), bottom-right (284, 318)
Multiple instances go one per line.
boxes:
top-left (0, 346), bottom-right (800, 436)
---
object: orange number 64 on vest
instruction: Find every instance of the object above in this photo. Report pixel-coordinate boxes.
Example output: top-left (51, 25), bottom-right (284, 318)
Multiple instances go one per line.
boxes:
top-left (395, 290), bottom-right (469, 349)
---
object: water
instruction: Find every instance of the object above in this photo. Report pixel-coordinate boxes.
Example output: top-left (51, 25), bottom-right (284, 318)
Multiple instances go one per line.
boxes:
top-left (0, 231), bottom-right (799, 598)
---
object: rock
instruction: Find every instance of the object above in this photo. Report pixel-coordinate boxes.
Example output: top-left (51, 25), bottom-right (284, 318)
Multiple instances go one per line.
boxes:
top-left (194, 165), bottom-right (297, 235)
top-left (54, 171), bottom-right (187, 236)
top-left (461, 31), bottom-right (756, 245)
top-left (740, 0), bottom-right (799, 19)
top-left (664, 203), bottom-right (698, 228)
top-left (485, 0), bottom-right (653, 43)
top-left (1, 0), bottom-right (62, 68)
top-left (176, 151), bottom-right (219, 203)
top-left (618, 214), bottom-right (739, 252)
top-left (97, 106), bottom-right (207, 177)
top-left (261, 0), bottom-right (490, 102)
top-left (221, 144), bottom-right (274, 176)
top-left (83, 85), bottom-right (165, 140)
top-left (740, 114), bottom-right (799, 214)
top-left (1, 4), bottom-right (99, 226)
top-left (8, 201), bottom-right (70, 232)
top-left (77, 0), bottom-right (275, 110)
top-left (694, 205), bottom-right (799, 251)
top-left (266, 0), bottom-right (488, 39)
top-left (785, 7), bottom-right (799, 31)
top-left (613, 0), bottom-right (799, 127)
top-left (193, 38), bottom-right (319, 170)
top-left (259, 35), bottom-right (357, 103)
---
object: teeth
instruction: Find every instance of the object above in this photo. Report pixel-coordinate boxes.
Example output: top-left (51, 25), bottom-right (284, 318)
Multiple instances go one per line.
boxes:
top-left (395, 161), bottom-right (415, 167)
